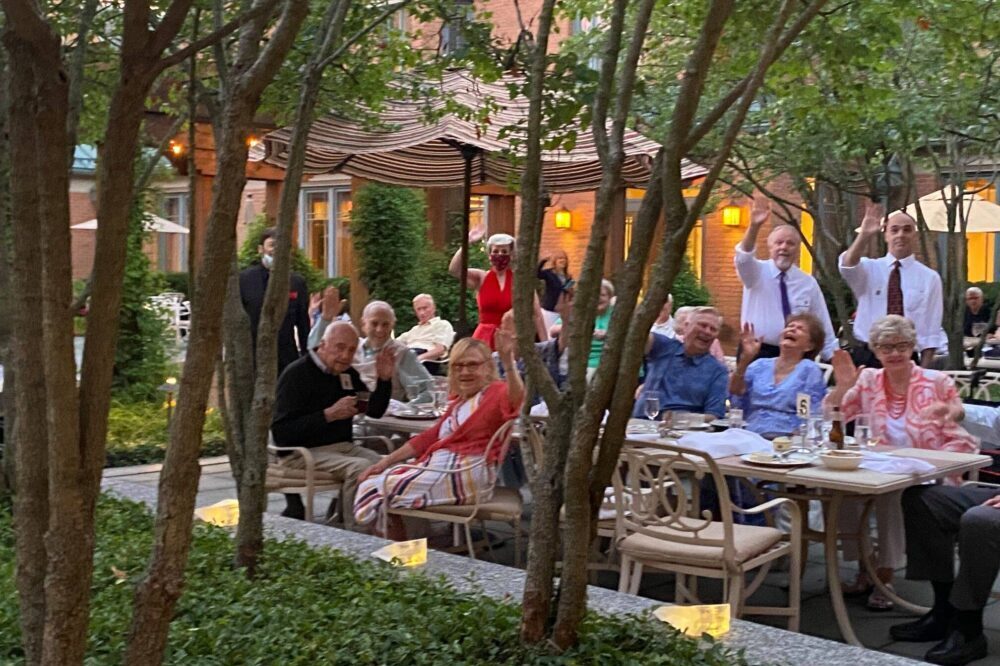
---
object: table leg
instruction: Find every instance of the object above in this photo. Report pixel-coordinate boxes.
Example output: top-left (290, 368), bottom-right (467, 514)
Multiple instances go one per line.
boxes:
top-left (856, 497), bottom-right (930, 615)
top-left (824, 493), bottom-right (862, 646)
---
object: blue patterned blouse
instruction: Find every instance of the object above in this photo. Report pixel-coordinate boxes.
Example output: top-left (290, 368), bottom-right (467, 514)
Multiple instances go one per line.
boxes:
top-left (733, 357), bottom-right (827, 436)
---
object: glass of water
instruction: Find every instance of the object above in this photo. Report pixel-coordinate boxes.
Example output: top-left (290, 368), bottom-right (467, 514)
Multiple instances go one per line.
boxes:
top-left (807, 414), bottom-right (827, 452)
top-left (854, 414), bottom-right (875, 449)
top-left (644, 396), bottom-right (661, 423)
top-left (728, 407), bottom-right (744, 430)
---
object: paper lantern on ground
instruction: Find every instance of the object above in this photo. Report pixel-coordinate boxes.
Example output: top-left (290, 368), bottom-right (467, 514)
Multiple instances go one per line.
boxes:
top-left (372, 538), bottom-right (428, 567)
top-left (653, 604), bottom-right (731, 638)
top-left (194, 499), bottom-right (240, 527)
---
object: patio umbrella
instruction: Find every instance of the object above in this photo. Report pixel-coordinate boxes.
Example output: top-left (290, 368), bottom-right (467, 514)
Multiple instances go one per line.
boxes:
top-left (72, 215), bottom-right (190, 234)
top-left (903, 187), bottom-right (1000, 233)
top-left (254, 70), bottom-right (706, 331)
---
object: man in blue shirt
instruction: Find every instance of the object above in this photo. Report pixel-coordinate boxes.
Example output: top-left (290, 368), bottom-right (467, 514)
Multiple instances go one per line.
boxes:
top-left (634, 306), bottom-right (728, 419)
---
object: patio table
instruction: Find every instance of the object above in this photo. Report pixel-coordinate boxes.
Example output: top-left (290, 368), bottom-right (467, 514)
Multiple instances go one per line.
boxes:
top-left (624, 431), bottom-right (990, 647)
top-left (360, 413), bottom-right (438, 438)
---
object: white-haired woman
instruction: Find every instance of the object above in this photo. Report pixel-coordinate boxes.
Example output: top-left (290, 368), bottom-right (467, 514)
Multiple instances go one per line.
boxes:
top-left (450, 227), bottom-right (547, 349)
top-left (827, 314), bottom-right (977, 609)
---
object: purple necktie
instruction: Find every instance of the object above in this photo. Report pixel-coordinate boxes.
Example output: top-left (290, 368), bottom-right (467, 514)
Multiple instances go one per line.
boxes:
top-left (779, 271), bottom-right (791, 320)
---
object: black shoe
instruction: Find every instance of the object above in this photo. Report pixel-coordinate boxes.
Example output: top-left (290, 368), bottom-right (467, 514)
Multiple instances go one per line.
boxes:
top-left (924, 630), bottom-right (988, 665)
top-left (890, 611), bottom-right (951, 642)
top-left (280, 504), bottom-right (305, 520)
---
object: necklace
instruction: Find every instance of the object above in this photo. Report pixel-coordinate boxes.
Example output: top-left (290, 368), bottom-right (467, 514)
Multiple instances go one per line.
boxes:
top-left (884, 378), bottom-right (908, 419)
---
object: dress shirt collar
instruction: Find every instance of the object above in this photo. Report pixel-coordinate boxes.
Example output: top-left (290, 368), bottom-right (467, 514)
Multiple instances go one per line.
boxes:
top-left (672, 342), bottom-right (712, 366)
top-left (765, 259), bottom-right (800, 279)
top-left (881, 253), bottom-right (918, 268)
top-left (309, 348), bottom-right (333, 374)
top-left (417, 317), bottom-right (440, 327)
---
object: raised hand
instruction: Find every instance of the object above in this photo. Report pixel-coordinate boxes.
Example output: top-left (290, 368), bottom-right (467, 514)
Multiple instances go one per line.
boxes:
top-left (739, 323), bottom-right (762, 360)
top-left (375, 345), bottom-right (397, 381)
top-left (750, 193), bottom-right (771, 226)
top-left (320, 286), bottom-right (346, 320)
top-left (468, 224), bottom-right (487, 244)
top-left (495, 327), bottom-right (515, 360)
top-left (860, 200), bottom-right (886, 237)
top-left (308, 291), bottom-right (322, 317)
top-left (831, 349), bottom-right (863, 388)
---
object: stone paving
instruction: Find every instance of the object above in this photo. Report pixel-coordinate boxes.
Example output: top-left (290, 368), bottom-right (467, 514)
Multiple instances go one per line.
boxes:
top-left (103, 456), bottom-right (1000, 665)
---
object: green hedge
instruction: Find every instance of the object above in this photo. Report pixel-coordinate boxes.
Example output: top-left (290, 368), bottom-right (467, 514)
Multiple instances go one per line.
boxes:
top-left (105, 401), bottom-right (227, 467)
top-left (0, 496), bottom-right (748, 665)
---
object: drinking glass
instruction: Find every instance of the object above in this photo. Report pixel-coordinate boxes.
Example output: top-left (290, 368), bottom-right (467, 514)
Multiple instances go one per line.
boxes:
top-left (728, 407), bottom-right (744, 430)
top-left (806, 415), bottom-right (826, 452)
top-left (644, 396), bottom-right (661, 422)
top-left (431, 390), bottom-right (447, 415)
top-left (854, 414), bottom-right (875, 449)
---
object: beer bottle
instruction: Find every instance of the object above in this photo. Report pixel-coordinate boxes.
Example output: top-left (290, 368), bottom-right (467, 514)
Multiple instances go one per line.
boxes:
top-left (829, 407), bottom-right (845, 450)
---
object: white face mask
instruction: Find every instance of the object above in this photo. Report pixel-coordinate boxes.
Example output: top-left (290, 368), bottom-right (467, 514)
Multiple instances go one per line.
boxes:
top-left (261, 253), bottom-right (274, 269)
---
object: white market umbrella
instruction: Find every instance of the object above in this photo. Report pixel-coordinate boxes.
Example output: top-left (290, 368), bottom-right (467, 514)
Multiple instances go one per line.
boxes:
top-left (72, 215), bottom-right (190, 234)
top-left (904, 187), bottom-right (1000, 233)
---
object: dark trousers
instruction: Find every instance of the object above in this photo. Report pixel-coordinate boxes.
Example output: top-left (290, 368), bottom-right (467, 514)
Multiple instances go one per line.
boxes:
top-left (410, 347), bottom-right (446, 376)
top-left (903, 484), bottom-right (1000, 610)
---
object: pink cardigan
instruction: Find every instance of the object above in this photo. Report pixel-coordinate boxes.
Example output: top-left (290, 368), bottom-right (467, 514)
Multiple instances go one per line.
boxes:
top-left (408, 381), bottom-right (521, 463)
top-left (836, 363), bottom-right (978, 454)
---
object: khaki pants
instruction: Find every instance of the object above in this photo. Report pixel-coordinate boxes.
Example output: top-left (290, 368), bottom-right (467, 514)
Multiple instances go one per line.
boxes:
top-left (283, 441), bottom-right (381, 529)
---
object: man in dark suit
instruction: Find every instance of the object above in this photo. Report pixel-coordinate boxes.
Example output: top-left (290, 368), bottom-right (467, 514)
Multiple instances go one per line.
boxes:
top-left (239, 227), bottom-right (311, 375)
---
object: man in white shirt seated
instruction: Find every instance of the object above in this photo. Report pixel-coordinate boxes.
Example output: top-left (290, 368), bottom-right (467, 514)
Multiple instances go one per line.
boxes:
top-left (396, 294), bottom-right (455, 375)
top-left (840, 201), bottom-right (946, 369)
top-left (735, 195), bottom-right (837, 361)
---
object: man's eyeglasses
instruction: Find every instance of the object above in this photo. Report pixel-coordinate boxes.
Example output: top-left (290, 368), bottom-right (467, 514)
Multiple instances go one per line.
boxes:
top-left (874, 342), bottom-right (913, 354)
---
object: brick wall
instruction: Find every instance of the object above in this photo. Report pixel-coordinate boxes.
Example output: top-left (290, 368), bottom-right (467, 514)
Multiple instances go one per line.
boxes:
top-left (69, 189), bottom-right (97, 280)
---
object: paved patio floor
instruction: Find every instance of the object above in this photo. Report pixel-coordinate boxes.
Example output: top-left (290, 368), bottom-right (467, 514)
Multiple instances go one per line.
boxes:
top-left (104, 456), bottom-right (1000, 665)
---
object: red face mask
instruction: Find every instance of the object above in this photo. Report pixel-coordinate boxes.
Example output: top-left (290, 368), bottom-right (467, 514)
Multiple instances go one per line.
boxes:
top-left (490, 254), bottom-right (511, 271)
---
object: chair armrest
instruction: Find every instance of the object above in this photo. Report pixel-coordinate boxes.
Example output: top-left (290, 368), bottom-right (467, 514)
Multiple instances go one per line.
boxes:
top-left (267, 445), bottom-right (317, 480)
top-left (733, 497), bottom-right (800, 519)
top-left (962, 480), bottom-right (1000, 489)
top-left (357, 434), bottom-right (395, 453)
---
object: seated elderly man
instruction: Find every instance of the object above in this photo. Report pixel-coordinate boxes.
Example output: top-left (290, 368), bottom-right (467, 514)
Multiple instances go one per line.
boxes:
top-left (396, 294), bottom-right (455, 374)
top-left (271, 321), bottom-right (394, 526)
top-left (634, 306), bottom-right (728, 419)
top-left (355, 300), bottom-right (433, 402)
top-left (891, 484), bottom-right (1000, 665)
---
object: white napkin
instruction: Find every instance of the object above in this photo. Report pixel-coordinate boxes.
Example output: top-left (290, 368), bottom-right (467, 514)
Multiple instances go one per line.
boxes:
top-left (387, 399), bottom-right (407, 415)
top-left (676, 430), bottom-right (773, 459)
top-left (529, 402), bottom-right (549, 417)
top-left (859, 451), bottom-right (935, 474)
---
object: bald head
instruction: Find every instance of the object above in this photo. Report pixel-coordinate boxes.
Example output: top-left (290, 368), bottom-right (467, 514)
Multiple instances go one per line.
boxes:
top-left (884, 211), bottom-right (917, 259)
top-left (767, 225), bottom-right (800, 271)
top-left (318, 321), bottom-right (359, 373)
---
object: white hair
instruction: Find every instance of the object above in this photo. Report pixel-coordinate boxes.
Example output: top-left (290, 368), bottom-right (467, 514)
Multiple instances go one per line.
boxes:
top-left (967, 287), bottom-right (984, 297)
top-left (486, 233), bottom-right (515, 252)
top-left (362, 300), bottom-right (396, 322)
top-left (869, 315), bottom-right (917, 347)
top-left (601, 279), bottom-right (615, 297)
top-left (412, 293), bottom-right (435, 304)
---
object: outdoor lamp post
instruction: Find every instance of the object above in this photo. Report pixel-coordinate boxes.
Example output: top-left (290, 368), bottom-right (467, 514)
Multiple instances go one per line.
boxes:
top-left (159, 376), bottom-right (178, 426)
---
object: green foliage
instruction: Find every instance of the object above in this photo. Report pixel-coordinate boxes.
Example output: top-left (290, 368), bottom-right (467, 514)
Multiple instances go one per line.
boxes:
top-left (112, 201), bottom-right (170, 402)
top-left (238, 216), bottom-right (327, 293)
top-left (0, 495), bottom-right (749, 665)
top-left (104, 400), bottom-right (226, 467)
top-left (161, 272), bottom-right (189, 298)
top-left (351, 184), bottom-right (432, 332)
top-left (671, 260), bottom-right (711, 309)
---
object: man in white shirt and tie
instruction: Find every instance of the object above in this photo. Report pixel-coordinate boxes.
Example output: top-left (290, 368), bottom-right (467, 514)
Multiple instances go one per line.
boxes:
top-left (735, 196), bottom-right (838, 360)
top-left (839, 202), bottom-right (945, 368)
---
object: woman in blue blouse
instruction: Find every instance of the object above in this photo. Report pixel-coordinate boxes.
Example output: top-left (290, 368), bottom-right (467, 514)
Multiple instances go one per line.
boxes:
top-left (729, 313), bottom-right (827, 437)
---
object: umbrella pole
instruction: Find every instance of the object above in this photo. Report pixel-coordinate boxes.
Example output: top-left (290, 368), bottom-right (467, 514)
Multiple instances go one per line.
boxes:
top-left (457, 145), bottom-right (476, 339)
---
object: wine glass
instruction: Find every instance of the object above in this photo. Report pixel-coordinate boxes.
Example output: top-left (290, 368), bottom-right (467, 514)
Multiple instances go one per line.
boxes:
top-left (644, 396), bottom-right (661, 426)
top-left (854, 414), bottom-right (875, 450)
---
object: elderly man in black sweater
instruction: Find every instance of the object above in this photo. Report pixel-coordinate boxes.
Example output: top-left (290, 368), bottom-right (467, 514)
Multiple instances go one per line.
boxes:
top-left (272, 320), bottom-right (395, 527)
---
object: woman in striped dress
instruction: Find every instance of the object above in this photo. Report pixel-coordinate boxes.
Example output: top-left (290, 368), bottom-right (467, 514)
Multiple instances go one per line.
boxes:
top-left (353, 334), bottom-right (524, 534)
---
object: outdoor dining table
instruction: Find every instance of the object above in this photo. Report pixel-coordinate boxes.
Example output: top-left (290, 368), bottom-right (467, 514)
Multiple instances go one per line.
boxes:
top-left (360, 413), bottom-right (439, 438)
top-left (623, 424), bottom-right (991, 647)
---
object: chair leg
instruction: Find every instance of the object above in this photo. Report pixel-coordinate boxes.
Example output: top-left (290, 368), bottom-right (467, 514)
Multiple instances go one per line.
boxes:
top-left (464, 523), bottom-right (476, 560)
top-left (513, 518), bottom-right (522, 569)
top-left (788, 549), bottom-right (802, 632)
top-left (305, 490), bottom-right (315, 524)
top-left (618, 556), bottom-right (632, 593)
top-left (727, 573), bottom-right (745, 619)
top-left (629, 562), bottom-right (643, 595)
top-left (675, 574), bottom-right (687, 603)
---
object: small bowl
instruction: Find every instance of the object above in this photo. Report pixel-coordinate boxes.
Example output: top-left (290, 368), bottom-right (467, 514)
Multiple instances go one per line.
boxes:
top-left (819, 450), bottom-right (864, 471)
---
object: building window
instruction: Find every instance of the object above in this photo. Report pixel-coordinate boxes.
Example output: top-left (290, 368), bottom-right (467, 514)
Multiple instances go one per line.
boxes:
top-left (623, 187), bottom-right (703, 279)
top-left (298, 187), bottom-right (352, 277)
top-left (159, 193), bottom-right (189, 272)
top-left (441, 0), bottom-right (473, 55)
top-left (966, 180), bottom-right (997, 282)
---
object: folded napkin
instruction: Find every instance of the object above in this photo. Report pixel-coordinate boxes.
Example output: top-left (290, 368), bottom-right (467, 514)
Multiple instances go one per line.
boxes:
top-left (859, 451), bottom-right (935, 475)
top-left (676, 430), bottom-right (772, 459)
top-left (529, 402), bottom-right (549, 417)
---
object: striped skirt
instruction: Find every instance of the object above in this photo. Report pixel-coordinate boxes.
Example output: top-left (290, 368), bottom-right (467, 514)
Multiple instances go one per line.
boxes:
top-left (353, 449), bottom-right (494, 526)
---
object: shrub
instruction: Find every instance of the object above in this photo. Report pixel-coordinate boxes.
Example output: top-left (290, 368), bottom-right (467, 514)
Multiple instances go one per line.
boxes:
top-left (0, 495), bottom-right (749, 665)
top-left (238, 215), bottom-right (327, 294)
top-left (671, 259), bottom-right (711, 309)
top-left (112, 202), bottom-right (171, 402)
top-left (104, 400), bottom-right (226, 467)
top-left (351, 184), bottom-right (431, 332)
top-left (161, 271), bottom-right (190, 297)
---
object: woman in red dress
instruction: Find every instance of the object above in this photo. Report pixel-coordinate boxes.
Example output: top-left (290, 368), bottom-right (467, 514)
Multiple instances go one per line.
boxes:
top-left (449, 227), bottom-right (547, 349)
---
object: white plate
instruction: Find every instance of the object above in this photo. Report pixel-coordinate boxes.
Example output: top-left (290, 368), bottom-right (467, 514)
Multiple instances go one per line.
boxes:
top-left (740, 452), bottom-right (816, 467)
top-left (677, 422), bottom-right (711, 431)
top-left (390, 410), bottom-right (439, 420)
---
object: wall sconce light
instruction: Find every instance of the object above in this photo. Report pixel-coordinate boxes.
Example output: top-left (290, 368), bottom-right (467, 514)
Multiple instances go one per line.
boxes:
top-left (246, 135), bottom-right (261, 149)
top-left (721, 204), bottom-right (743, 227)
top-left (168, 140), bottom-right (185, 157)
top-left (554, 206), bottom-right (572, 229)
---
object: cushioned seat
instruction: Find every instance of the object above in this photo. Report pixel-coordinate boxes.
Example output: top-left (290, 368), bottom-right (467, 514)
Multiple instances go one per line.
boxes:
top-left (619, 520), bottom-right (784, 566)
top-left (412, 487), bottom-right (522, 518)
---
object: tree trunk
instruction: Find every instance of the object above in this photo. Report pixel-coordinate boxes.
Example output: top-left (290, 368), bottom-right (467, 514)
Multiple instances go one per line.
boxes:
top-left (0, 25), bottom-right (15, 497)
top-left (125, 1), bottom-right (307, 659)
top-left (4, 34), bottom-right (51, 666)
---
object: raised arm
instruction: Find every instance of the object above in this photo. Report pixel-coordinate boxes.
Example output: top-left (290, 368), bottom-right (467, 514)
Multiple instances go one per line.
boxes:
top-left (449, 226), bottom-right (487, 290)
top-left (841, 201), bottom-right (884, 268)
top-left (729, 324), bottom-right (762, 396)
top-left (495, 328), bottom-right (525, 408)
top-left (738, 194), bottom-right (771, 253)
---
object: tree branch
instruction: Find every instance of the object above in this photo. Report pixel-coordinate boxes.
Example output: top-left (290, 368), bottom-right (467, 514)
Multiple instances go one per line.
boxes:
top-left (156, 0), bottom-right (282, 73)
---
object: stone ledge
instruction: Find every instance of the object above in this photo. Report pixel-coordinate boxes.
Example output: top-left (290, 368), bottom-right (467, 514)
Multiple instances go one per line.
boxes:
top-left (102, 477), bottom-right (918, 666)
